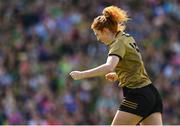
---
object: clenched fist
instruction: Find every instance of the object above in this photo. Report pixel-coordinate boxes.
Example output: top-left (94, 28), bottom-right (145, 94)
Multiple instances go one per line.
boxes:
top-left (105, 72), bottom-right (118, 82)
top-left (69, 71), bottom-right (83, 80)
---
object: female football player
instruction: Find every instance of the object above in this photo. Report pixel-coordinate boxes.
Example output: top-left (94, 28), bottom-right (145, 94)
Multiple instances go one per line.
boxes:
top-left (70, 6), bottom-right (163, 125)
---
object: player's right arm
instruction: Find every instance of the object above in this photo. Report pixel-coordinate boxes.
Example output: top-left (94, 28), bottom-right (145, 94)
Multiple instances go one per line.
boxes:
top-left (69, 55), bottom-right (119, 80)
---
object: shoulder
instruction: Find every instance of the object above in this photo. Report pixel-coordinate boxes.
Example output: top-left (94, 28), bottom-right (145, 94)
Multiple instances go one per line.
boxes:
top-left (108, 36), bottom-right (126, 55)
top-left (110, 32), bottom-right (135, 49)
top-left (109, 38), bottom-right (123, 49)
top-left (120, 32), bottom-right (136, 45)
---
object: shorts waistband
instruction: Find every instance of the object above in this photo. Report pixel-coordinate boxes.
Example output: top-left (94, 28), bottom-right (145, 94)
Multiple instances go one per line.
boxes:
top-left (122, 83), bottom-right (152, 90)
top-left (122, 84), bottom-right (152, 96)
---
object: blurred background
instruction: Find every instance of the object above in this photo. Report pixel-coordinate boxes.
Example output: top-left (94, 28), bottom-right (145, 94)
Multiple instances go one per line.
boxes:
top-left (0, 0), bottom-right (180, 125)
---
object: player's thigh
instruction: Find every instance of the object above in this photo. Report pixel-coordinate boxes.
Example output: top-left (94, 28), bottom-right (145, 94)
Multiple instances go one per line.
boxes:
top-left (111, 110), bottom-right (143, 125)
top-left (140, 112), bottom-right (162, 125)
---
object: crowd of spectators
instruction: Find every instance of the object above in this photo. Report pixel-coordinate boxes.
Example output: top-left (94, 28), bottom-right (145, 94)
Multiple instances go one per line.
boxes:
top-left (0, 0), bottom-right (180, 125)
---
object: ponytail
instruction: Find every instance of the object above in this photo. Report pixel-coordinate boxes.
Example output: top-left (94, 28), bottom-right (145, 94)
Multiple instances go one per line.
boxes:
top-left (91, 6), bottom-right (129, 32)
top-left (102, 6), bottom-right (129, 23)
top-left (103, 6), bottom-right (129, 32)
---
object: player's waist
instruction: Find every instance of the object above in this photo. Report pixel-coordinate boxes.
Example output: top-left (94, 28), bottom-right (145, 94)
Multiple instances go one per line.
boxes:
top-left (118, 79), bottom-right (152, 89)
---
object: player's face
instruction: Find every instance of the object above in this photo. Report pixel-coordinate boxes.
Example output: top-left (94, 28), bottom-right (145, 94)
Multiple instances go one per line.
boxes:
top-left (94, 30), bottom-right (102, 41)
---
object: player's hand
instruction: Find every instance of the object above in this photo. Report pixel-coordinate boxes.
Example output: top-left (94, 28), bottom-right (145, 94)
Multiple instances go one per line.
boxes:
top-left (105, 72), bottom-right (118, 82)
top-left (69, 71), bottom-right (83, 80)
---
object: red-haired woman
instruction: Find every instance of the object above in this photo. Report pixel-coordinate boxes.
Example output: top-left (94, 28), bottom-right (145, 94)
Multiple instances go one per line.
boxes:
top-left (70, 6), bottom-right (163, 125)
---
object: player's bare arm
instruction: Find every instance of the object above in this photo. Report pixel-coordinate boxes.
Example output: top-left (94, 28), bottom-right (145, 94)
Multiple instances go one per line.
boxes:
top-left (70, 55), bottom-right (119, 80)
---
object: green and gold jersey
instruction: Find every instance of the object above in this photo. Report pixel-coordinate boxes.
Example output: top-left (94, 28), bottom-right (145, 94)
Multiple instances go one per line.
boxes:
top-left (108, 32), bottom-right (151, 88)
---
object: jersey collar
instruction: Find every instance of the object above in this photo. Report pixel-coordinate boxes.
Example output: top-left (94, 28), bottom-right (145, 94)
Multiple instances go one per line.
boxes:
top-left (107, 31), bottom-right (123, 46)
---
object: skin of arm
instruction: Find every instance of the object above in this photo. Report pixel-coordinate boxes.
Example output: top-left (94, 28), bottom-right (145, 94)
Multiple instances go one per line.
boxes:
top-left (70, 55), bottom-right (119, 80)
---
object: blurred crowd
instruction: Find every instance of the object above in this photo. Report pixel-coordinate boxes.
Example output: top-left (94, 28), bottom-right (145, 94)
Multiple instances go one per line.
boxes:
top-left (0, 0), bottom-right (180, 125)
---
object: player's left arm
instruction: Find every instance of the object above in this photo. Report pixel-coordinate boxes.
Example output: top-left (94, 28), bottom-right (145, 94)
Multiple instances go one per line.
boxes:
top-left (70, 55), bottom-right (119, 80)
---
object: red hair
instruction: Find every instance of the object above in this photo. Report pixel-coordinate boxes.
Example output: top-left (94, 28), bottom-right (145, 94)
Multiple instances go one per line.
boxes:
top-left (91, 6), bottom-right (129, 32)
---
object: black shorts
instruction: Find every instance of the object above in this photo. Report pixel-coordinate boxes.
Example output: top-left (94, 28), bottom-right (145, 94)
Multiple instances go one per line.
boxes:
top-left (119, 84), bottom-right (163, 119)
